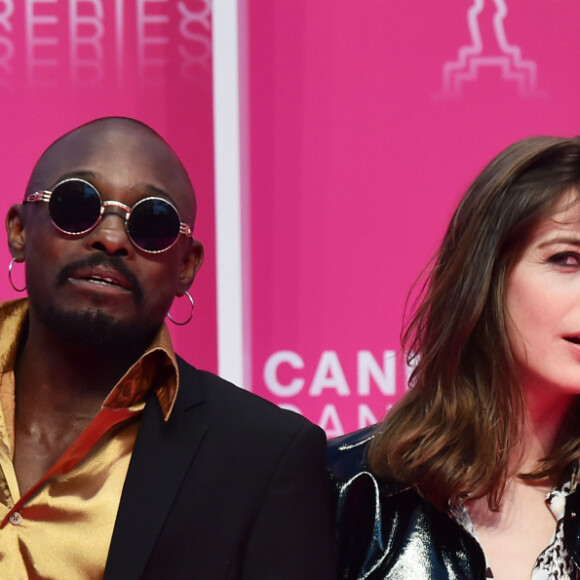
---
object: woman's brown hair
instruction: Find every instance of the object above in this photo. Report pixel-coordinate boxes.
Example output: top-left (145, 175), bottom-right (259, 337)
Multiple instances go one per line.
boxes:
top-left (368, 136), bottom-right (580, 511)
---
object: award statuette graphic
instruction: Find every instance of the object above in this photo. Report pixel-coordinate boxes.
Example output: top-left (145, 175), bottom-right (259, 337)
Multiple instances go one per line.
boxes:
top-left (438, 0), bottom-right (538, 98)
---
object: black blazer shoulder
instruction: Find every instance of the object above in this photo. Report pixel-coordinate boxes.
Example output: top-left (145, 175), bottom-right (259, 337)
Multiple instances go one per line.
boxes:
top-left (179, 356), bottom-right (317, 439)
top-left (106, 356), bottom-right (335, 580)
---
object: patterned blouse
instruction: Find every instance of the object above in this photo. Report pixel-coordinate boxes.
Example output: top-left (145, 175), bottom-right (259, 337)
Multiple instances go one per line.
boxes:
top-left (450, 472), bottom-right (580, 579)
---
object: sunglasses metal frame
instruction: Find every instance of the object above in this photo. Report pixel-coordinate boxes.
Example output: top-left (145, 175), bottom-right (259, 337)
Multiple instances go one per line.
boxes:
top-left (24, 177), bottom-right (193, 254)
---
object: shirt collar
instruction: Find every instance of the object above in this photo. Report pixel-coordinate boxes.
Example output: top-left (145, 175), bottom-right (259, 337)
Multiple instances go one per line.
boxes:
top-left (102, 323), bottom-right (180, 420)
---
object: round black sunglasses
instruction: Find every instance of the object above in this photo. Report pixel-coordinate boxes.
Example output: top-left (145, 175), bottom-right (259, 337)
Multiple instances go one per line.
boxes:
top-left (25, 178), bottom-right (193, 254)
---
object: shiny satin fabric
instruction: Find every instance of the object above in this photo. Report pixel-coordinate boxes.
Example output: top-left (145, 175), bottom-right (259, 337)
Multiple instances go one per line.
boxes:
top-left (0, 298), bottom-right (181, 579)
top-left (328, 427), bottom-right (488, 580)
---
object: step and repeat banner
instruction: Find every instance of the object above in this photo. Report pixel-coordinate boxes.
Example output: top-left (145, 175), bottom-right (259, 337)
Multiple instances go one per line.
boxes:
top-left (0, 0), bottom-right (217, 370)
top-left (244, 0), bottom-right (580, 436)
top-left (2, 1), bottom-right (580, 438)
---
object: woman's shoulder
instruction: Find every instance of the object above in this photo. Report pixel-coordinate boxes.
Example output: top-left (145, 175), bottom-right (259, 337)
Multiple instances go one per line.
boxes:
top-left (327, 425), bottom-right (405, 493)
top-left (327, 427), bottom-right (487, 579)
top-left (327, 426), bottom-right (375, 480)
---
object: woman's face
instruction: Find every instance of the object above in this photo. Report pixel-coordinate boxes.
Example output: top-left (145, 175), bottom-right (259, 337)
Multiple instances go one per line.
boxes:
top-left (505, 190), bottom-right (580, 397)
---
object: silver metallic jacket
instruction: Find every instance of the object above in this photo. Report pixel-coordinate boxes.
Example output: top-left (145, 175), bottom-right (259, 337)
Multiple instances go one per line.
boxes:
top-left (327, 426), bottom-right (580, 579)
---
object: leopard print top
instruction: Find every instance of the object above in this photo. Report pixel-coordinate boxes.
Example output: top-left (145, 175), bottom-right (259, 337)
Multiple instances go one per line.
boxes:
top-left (450, 472), bottom-right (580, 579)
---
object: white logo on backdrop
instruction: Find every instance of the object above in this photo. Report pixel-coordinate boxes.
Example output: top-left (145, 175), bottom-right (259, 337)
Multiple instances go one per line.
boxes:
top-left (262, 350), bottom-right (416, 436)
top-left (438, 0), bottom-right (539, 98)
top-left (0, 0), bottom-right (210, 90)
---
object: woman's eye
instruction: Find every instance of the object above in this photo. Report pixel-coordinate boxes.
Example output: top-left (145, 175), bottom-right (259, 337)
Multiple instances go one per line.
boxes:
top-left (549, 252), bottom-right (580, 266)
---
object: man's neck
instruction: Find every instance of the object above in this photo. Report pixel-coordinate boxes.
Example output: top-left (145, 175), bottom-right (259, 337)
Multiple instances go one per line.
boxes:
top-left (11, 323), bottom-right (148, 495)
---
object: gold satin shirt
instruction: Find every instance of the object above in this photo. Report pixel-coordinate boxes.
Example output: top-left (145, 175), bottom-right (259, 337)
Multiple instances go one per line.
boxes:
top-left (0, 299), bottom-right (180, 579)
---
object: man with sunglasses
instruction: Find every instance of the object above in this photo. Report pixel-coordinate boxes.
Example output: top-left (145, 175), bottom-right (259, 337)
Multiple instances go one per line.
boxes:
top-left (0, 117), bottom-right (336, 579)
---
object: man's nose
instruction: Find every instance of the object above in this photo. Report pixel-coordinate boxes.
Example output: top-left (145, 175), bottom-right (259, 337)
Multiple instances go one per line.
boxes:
top-left (87, 211), bottom-right (132, 256)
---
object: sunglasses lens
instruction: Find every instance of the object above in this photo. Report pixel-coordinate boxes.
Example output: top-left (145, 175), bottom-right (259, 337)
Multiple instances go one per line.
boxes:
top-left (128, 198), bottom-right (181, 252)
top-left (49, 180), bottom-right (101, 234)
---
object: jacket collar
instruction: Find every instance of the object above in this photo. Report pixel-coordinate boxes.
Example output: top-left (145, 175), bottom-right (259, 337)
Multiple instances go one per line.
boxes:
top-left (104, 357), bottom-right (206, 580)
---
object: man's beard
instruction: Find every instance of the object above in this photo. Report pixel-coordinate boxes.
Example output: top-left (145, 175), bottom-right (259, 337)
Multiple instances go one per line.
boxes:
top-left (33, 254), bottom-right (157, 352)
top-left (39, 304), bottom-right (157, 353)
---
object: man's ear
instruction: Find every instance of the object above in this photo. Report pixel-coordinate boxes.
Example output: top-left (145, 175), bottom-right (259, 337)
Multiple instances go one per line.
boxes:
top-left (6, 204), bottom-right (26, 260)
top-left (177, 239), bottom-right (204, 296)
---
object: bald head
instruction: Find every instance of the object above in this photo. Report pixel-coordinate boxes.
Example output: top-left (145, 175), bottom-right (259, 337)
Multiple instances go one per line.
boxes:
top-left (27, 117), bottom-right (197, 226)
top-left (7, 116), bottom-right (204, 354)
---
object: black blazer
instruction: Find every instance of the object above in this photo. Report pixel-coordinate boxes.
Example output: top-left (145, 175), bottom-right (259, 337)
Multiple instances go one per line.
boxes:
top-left (103, 357), bottom-right (336, 580)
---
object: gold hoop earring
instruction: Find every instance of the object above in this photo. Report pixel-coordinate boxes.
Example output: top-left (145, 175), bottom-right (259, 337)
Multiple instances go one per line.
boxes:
top-left (8, 258), bottom-right (26, 293)
top-left (167, 291), bottom-right (194, 326)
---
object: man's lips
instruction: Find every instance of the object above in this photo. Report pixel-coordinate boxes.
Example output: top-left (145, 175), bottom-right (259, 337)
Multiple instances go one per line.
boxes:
top-left (68, 266), bottom-right (134, 292)
top-left (57, 256), bottom-right (143, 302)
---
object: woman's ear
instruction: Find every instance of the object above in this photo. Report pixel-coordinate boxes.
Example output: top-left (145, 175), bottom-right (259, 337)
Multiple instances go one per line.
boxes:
top-left (177, 239), bottom-right (204, 296)
top-left (6, 204), bottom-right (27, 260)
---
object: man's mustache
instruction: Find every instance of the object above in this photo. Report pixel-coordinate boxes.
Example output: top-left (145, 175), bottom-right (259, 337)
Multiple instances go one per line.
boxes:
top-left (57, 254), bottom-right (144, 304)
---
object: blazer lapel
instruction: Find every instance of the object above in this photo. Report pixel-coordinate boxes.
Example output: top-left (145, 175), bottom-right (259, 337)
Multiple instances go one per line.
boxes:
top-left (104, 360), bottom-right (207, 580)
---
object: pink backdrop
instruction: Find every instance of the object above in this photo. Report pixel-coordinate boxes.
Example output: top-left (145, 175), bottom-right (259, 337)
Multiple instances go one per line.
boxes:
top-left (0, 0), bottom-right (217, 371)
top-left (245, 0), bottom-right (580, 436)
top-left (3, 1), bottom-right (580, 438)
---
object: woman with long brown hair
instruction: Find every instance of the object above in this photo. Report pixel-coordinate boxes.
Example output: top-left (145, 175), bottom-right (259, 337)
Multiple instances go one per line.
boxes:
top-left (329, 136), bottom-right (580, 579)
